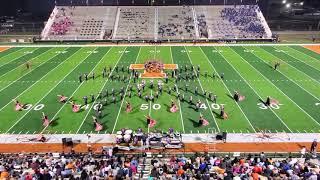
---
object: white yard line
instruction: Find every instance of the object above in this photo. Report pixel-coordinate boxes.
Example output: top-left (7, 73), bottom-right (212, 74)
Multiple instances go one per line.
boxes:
top-left (184, 46), bottom-right (220, 132)
top-left (5, 47), bottom-right (95, 133)
top-left (39, 47), bottom-right (109, 134)
top-left (0, 47), bottom-right (39, 68)
top-left (240, 47), bottom-right (320, 127)
top-left (0, 48), bottom-right (56, 93)
top-left (75, 47), bottom-right (126, 133)
top-left (169, 46), bottom-right (185, 133)
top-left (198, 47), bottom-right (256, 133)
top-left (111, 47), bottom-right (141, 134)
top-left (0, 48), bottom-right (75, 113)
top-left (220, 47), bottom-right (292, 133)
top-left (259, 47), bottom-right (320, 102)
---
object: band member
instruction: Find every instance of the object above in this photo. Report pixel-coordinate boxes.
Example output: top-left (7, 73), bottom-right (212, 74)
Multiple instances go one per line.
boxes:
top-left (144, 95), bottom-right (149, 102)
top-left (204, 71), bottom-right (208, 78)
top-left (57, 94), bottom-right (68, 103)
top-left (128, 91), bottom-right (132, 98)
top-left (174, 84), bottom-right (178, 92)
top-left (145, 115), bottom-right (156, 128)
top-left (196, 100), bottom-right (201, 111)
top-left (197, 65), bottom-right (200, 72)
top-left (274, 62), bottom-right (280, 70)
top-left (159, 86), bottom-right (163, 94)
top-left (265, 96), bottom-right (271, 106)
top-left (266, 96), bottom-right (279, 106)
top-left (220, 72), bottom-right (224, 80)
top-left (150, 80), bottom-right (154, 89)
top-left (91, 94), bottom-right (95, 103)
top-left (165, 76), bottom-right (168, 83)
top-left (111, 88), bottom-right (115, 96)
top-left (170, 100), bottom-right (178, 113)
top-left (112, 96), bottom-right (116, 104)
top-left (199, 113), bottom-right (209, 126)
top-left (84, 73), bottom-right (88, 81)
top-left (70, 101), bottom-right (80, 113)
top-left (220, 105), bottom-right (228, 120)
top-left (195, 87), bottom-right (198, 95)
top-left (83, 96), bottom-right (88, 105)
top-left (212, 95), bottom-right (217, 104)
top-left (120, 87), bottom-right (124, 94)
top-left (25, 61), bottom-right (31, 70)
top-left (126, 102), bottom-right (132, 113)
top-left (92, 72), bottom-right (95, 80)
top-left (102, 70), bottom-right (106, 78)
top-left (42, 112), bottom-right (50, 127)
top-left (13, 99), bottom-right (24, 111)
top-left (168, 87), bottom-right (171, 95)
top-left (234, 91), bottom-right (240, 102)
top-left (79, 74), bottom-right (82, 83)
top-left (189, 96), bottom-right (193, 104)
top-left (150, 94), bottom-right (154, 102)
top-left (203, 90), bottom-right (207, 96)
top-left (93, 116), bottom-right (103, 132)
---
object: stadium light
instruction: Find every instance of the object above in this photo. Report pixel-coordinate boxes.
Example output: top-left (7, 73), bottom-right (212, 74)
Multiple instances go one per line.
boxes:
top-left (300, 2), bottom-right (304, 5)
top-left (286, 3), bottom-right (291, 8)
top-left (282, 0), bottom-right (286, 4)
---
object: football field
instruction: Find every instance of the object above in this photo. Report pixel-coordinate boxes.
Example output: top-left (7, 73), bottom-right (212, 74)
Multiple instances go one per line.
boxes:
top-left (0, 45), bottom-right (319, 134)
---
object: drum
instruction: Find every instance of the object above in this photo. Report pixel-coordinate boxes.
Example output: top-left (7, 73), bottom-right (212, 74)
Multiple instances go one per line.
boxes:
top-left (124, 134), bottom-right (131, 143)
top-left (125, 129), bottom-right (133, 135)
top-left (116, 131), bottom-right (122, 135)
top-left (116, 135), bottom-right (123, 143)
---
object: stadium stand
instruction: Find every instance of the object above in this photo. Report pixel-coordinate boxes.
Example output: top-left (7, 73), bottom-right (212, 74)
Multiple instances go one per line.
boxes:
top-left (0, 152), bottom-right (319, 179)
top-left (195, 5), bottom-right (272, 39)
top-left (157, 6), bottom-right (197, 40)
top-left (41, 5), bottom-right (272, 41)
top-left (41, 6), bottom-right (117, 40)
top-left (113, 7), bottom-right (156, 40)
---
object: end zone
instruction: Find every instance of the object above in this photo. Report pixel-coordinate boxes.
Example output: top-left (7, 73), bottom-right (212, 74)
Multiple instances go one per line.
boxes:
top-left (0, 47), bottom-right (10, 53)
top-left (303, 45), bottom-right (320, 54)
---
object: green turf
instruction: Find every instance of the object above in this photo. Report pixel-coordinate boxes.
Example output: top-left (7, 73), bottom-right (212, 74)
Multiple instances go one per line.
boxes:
top-left (0, 45), bottom-right (319, 134)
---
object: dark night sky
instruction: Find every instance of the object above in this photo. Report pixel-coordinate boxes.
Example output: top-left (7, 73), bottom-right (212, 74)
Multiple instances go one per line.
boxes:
top-left (0, 0), bottom-right (55, 16)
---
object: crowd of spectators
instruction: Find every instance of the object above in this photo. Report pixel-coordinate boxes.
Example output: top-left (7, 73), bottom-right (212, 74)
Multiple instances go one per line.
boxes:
top-left (158, 7), bottom-right (195, 39)
top-left (0, 150), bottom-right (319, 179)
top-left (149, 153), bottom-right (320, 179)
top-left (221, 5), bottom-right (266, 38)
top-left (49, 7), bottom-right (74, 36)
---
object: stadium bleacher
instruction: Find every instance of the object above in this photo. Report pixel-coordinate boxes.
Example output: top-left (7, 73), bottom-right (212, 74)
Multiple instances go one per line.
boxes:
top-left (42, 6), bottom-right (117, 40)
top-left (1, 152), bottom-right (319, 179)
top-left (114, 6), bottom-right (155, 40)
top-left (41, 5), bottom-right (272, 41)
